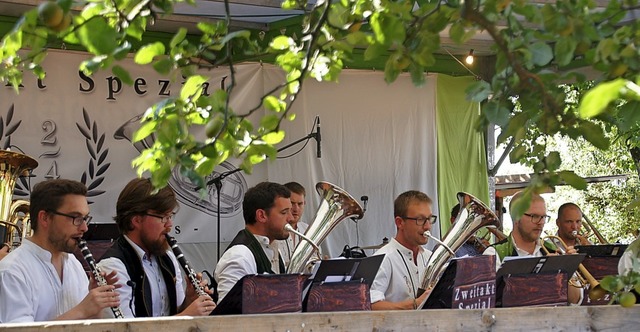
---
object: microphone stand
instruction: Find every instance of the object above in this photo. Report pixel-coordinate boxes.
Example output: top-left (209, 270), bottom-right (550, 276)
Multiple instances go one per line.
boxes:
top-left (206, 130), bottom-right (319, 261)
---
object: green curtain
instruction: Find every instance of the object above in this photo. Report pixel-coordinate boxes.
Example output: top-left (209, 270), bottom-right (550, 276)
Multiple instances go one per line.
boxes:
top-left (436, 75), bottom-right (490, 237)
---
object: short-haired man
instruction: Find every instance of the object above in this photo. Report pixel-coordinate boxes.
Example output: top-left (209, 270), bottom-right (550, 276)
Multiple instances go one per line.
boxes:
top-left (556, 203), bottom-right (591, 247)
top-left (98, 178), bottom-right (215, 317)
top-left (483, 191), bottom-right (582, 304)
top-left (370, 190), bottom-right (435, 310)
top-left (276, 182), bottom-right (309, 266)
top-left (214, 182), bottom-right (293, 303)
top-left (0, 179), bottom-right (120, 322)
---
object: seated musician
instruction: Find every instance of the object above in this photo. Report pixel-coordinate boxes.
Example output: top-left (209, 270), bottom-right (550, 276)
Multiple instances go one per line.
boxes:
top-left (214, 182), bottom-right (293, 304)
top-left (483, 191), bottom-right (582, 304)
top-left (276, 182), bottom-right (309, 267)
top-left (556, 203), bottom-right (592, 248)
top-left (0, 179), bottom-right (120, 322)
top-left (97, 178), bottom-right (215, 317)
top-left (450, 204), bottom-right (485, 257)
top-left (370, 190), bottom-right (434, 310)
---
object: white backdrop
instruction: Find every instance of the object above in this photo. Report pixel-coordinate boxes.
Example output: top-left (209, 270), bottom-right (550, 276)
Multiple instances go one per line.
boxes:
top-left (1, 50), bottom-right (443, 272)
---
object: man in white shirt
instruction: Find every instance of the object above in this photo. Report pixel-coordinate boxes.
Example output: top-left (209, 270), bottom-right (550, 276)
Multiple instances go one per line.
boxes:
top-left (483, 191), bottom-right (582, 304)
top-left (97, 178), bottom-right (215, 318)
top-left (277, 182), bottom-right (309, 266)
top-left (370, 190), bottom-right (435, 310)
top-left (214, 182), bottom-right (293, 303)
top-left (0, 179), bottom-right (120, 323)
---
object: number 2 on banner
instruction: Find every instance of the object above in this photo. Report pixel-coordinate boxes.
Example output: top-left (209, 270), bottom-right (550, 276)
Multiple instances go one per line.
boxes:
top-left (41, 120), bottom-right (60, 179)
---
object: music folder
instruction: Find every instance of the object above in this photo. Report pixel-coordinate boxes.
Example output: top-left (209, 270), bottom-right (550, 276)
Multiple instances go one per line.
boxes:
top-left (310, 254), bottom-right (385, 287)
top-left (496, 253), bottom-right (586, 280)
top-left (576, 244), bottom-right (628, 257)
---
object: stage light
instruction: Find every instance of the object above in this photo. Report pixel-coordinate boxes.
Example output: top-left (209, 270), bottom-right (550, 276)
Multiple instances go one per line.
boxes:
top-left (465, 49), bottom-right (474, 65)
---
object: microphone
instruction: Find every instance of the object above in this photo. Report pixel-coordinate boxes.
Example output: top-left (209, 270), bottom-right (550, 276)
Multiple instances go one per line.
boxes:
top-left (315, 116), bottom-right (321, 158)
top-left (360, 196), bottom-right (368, 213)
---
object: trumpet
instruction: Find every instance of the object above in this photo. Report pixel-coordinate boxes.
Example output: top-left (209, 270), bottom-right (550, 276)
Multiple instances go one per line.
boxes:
top-left (540, 235), bottom-right (605, 301)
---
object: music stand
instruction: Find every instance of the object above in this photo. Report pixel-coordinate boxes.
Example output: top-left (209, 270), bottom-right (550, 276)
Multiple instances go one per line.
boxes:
top-left (576, 244), bottom-right (628, 257)
top-left (310, 255), bottom-right (384, 287)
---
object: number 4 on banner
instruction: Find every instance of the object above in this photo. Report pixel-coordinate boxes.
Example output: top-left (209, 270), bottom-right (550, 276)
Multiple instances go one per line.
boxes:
top-left (45, 161), bottom-right (59, 179)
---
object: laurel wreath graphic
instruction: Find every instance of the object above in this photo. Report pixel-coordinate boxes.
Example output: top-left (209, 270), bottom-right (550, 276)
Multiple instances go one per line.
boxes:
top-left (76, 108), bottom-right (110, 202)
top-left (0, 103), bottom-right (31, 197)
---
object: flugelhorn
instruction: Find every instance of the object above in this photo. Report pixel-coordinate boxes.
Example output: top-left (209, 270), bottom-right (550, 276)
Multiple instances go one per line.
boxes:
top-left (417, 192), bottom-right (500, 306)
top-left (0, 150), bottom-right (38, 249)
top-left (287, 182), bottom-right (363, 273)
top-left (540, 235), bottom-right (605, 301)
top-left (78, 239), bottom-right (124, 318)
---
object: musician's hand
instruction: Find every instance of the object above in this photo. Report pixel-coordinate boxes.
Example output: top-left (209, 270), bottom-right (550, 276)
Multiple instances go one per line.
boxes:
top-left (565, 246), bottom-right (578, 255)
top-left (0, 243), bottom-right (9, 260)
top-left (81, 284), bottom-right (121, 318)
top-left (179, 295), bottom-right (216, 316)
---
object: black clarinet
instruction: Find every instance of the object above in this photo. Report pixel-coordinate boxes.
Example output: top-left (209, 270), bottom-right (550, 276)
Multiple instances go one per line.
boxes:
top-left (165, 234), bottom-right (208, 297)
top-left (78, 239), bottom-right (125, 319)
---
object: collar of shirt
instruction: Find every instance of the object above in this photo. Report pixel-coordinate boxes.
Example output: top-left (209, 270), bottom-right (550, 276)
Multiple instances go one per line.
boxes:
top-left (124, 234), bottom-right (154, 262)
top-left (23, 238), bottom-right (69, 264)
top-left (512, 237), bottom-right (543, 257)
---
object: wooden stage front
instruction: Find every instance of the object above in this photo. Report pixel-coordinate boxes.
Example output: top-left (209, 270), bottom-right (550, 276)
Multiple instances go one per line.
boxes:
top-left (1, 305), bottom-right (638, 331)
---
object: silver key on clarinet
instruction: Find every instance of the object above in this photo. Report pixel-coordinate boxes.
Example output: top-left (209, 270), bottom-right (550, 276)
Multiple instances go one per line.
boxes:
top-left (78, 239), bottom-right (125, 319)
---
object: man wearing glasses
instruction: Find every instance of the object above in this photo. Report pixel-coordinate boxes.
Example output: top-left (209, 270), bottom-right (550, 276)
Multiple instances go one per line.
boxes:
top-left (97, 178), bottom-right (215, 317)
top-left (0, 179), bottom-right (120, 322)
top-left (370, 190), bottom-right (436, 310)
top-left (483, 191), bottom-right (582, 304)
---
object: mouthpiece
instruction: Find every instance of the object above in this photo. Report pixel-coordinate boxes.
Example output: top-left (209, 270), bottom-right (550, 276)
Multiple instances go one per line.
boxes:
top-left (571, 230), bottom-right (578, 237)
top-left (284, 224), bottom-right (321, 254)
top-left (423, 231), bottom-right (456, 256)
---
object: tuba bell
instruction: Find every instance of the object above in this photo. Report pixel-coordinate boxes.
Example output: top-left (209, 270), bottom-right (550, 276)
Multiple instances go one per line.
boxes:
top-left (417, 192), bottom-right (500, 303)
top-left (286, 182), bottom-right (363, 273)
top-left (0, 150), bottom-right (38, 250)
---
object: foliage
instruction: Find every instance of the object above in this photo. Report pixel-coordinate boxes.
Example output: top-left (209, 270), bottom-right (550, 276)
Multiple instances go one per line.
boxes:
top-left (1, 0), bottom-right (639, 201)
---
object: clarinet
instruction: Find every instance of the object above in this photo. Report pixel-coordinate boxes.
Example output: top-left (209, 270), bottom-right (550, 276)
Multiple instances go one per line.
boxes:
top-left (77, 239), bottom-right (125, 319)
top-left (165, 234), bottom-right (208, 297)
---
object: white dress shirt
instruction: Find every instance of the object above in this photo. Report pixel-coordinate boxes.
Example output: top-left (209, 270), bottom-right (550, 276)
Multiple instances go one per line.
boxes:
top-left (370, 238), bottom-right (432, 304)
top-left (0, 239), bottom-right (89, 323)
top-left (96, 235), bottom-right (186, 318)
top-left (214, 233), bottom-right (278, 304)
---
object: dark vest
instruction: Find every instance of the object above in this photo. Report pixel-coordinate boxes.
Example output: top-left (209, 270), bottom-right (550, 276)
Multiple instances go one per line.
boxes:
top-left (227, 229), bottom-right (285, 274)
top-left (100, 237), bottom-right (178, 317)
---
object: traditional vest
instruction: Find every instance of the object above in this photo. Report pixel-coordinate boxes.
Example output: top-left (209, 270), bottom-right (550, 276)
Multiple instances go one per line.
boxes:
top-left (227, 229), bottom-right (285, 274)
top-left (100, 237), bottom-right (178, 317)
top-left (492, 235), bottom-right (558, 261)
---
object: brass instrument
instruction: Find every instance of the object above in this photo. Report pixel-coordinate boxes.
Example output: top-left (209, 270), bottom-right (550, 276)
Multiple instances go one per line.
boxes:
top-left (287, 182), bottom-right (363, 273)
top-left (579, 214), bottom-right (608, 245)
top-left (0, 150), bottom-right (38, 250)
top-left (417, 192), bottom-right (500, 307)
top-left (540, 234), bottom-right (605, 300)
top-left (472, 226), bottom-right (508, 252)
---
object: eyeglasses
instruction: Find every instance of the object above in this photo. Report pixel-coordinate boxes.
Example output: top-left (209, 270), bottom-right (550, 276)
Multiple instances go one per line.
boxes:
top-left (402, 215), bottom-right (438, 226)
top-left (523, 213), bottom-right (550, 224)
top-left (144, 212), bottom-right (176, 224)
top-left (49, 210), bottom-right (93, 226)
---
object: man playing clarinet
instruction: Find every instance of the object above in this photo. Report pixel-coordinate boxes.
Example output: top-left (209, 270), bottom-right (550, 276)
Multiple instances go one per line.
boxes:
top-left (97, 178), bottom-right (215, 318)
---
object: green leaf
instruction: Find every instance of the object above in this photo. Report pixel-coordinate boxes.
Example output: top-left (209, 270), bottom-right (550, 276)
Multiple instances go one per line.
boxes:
top-left (558, 170), bottom-right (587, 190)
top-left (262, 96), bottom-right (281, 112)
top-left (270, 36), bottom-right (292, 50)
top-left (262, 131), bottom-right (285, 144)
top-left (170, 28), bottom-right (187, 48)
top-left (554, 37), bottom-right (576, 67)
top-left (135, 42), bottom-right (166, 65)
top-left (579, 79), bottom-right (627, 118)
top-left (180, 75), bottom-right (208, 100)
top-left (510, 190), bottom-right (532, 221)
top-left (112, 65), bottom-right (133, 85)
top-left (466, 80), bottom-right (492, 102)
top-left (153, 57), bottom-right (174, 75)
top-left (530, 41), bottom-right (553, 66)
top-left (75, 17), bottom-right (119, 55)
top-left (483, 102), bottom-right (510, 126)
top-left (545, 151), bottom-right (561, 171)
top-left (580, 121), bottom-right (610, 150)
top-left (133, 120), bottom-right (157, 142)
top-left (617, 101), bottom-right (640, 132)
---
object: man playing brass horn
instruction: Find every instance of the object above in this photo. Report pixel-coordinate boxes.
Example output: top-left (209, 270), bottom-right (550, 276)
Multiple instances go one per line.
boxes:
top-left (556, 203), bottom-right (591, 247)
top-left (214, 182), bottom-right (293, 304)
top-left (0, 179), bottom-right (121, 322)
top-left (370, 190), bottom-right (434, 310)
top-left (483, 191), bottom-right (582, 304)
top-left (276, 182), bottom-right (309, 267)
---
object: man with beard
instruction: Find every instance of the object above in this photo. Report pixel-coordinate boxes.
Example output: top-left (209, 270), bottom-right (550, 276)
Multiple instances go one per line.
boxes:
top-left (97, 178), bottom-right (215, 317)
top-left (276, 182), bottom-right (309, 266)
top-left (0, 179), bottom-right (120, 322)
top-left (214, 182), bottom-right (293, 303)
top-left (483, 191), bottom-right (582, 304)
top-left (370, 190), bottom-right (435, 310)
top-left (556, 203), bottom-right (591, 247)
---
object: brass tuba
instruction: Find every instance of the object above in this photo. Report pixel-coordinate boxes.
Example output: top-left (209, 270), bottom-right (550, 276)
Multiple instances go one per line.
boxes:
top-left (286, 182), bottom-right (363, 273)
top-left (0, 150), bottom-right (38, 250)
top-left (417, 192), bottom-right (500, 303)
